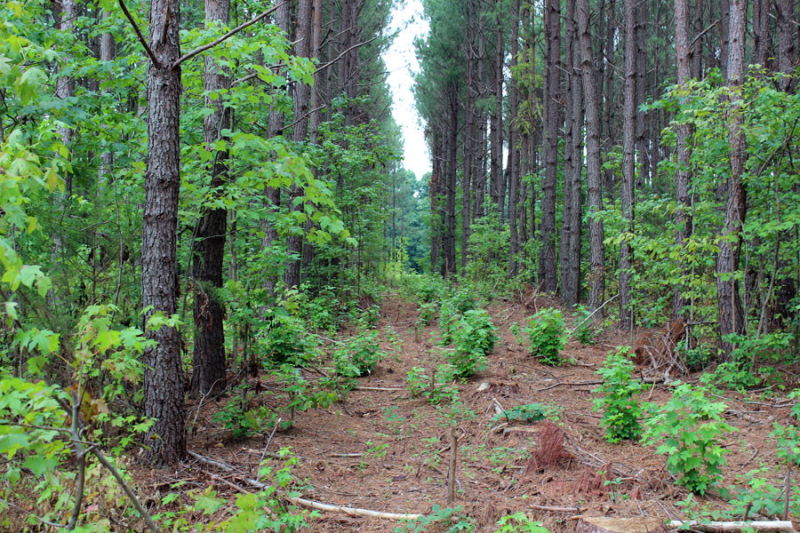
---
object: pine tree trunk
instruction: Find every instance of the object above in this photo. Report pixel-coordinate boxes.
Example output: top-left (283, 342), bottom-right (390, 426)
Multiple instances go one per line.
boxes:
top-left (262, 1), bottom-right (290, 298)
top-left (561, 0), bottom-right (576, 302)
top-left (635, 0), bottom-right (649, 188)
top-left (777, 0), bottom-right (797, 92)
top-left (717, 0), bottom-right (747, 358)
top-left (508, 0), bottom-right (521, 277)
top-left (491, 4), bottom-right (504, 214)
top-left (284, 0), bottom-right (313, 289)
top-left (142, 0), bottom-right (186, 466)
top-left (691, 0), bottom-right (704, 80)
top-left (99, 8), bottom-right (114, 184)
top-left (445, 93), bottom-right (458, 276)
top-left (463, 0), bottom-right (476, 269)
top-left (620, 0), bottom-right (636, 330)
top-left (673, 0), bottom-right (693, 319)
top-left (578, 0), bottom-right (606, 315)
top-left (474, 20), bottom-right (487, 221)
top-left (56, 0), bottom-right (76, 196)
top-left (540, 0), bottom-right (561, 294)
top-left (190, 0), bottom-right (231, 396)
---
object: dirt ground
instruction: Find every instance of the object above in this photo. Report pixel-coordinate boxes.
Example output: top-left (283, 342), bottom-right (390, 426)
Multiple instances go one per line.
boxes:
top-left (139, 292), bottom-right (799, 532)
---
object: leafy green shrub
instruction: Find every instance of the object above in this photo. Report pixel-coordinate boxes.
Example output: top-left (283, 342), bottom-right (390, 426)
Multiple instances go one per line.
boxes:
top-left (593, 347), bottom-right (644, 443)
top-left (729, 332), bottom-right (796, 364)
top-left (334, 329), bottom-right (385, 377)
top-left (490, 403), bottom-right (561, 424)
top-left (264, 309), bottom-right (310, 364)
top-left (393, 505), bottom-right (474, 533)
top-left (726, 467), bottom-right (800, 521)
top-left (523, 308), bottom-right (567, 365)
top-left (406, 363), bottom-right (459, 405)
top-left (683, 343), bottom-right (714, 371)
top-left (572, 305), bottom-right (597, 345)
top-left (492, 512), bottom-right (549, 533)
top-left (642, 383), bottom-right (736, 495)
top-left (771, 389), bottom-right (800, 467)
top-left (448, 309), bottom-right (497, 377)
top-left (417, 302), bottom-right (437, 327)
top-left (700, 360), bottom-right (764, 392)
top-left (213, 398), bottom-right (277, 440)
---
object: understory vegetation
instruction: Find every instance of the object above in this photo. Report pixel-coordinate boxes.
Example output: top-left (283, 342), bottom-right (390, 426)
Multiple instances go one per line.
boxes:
top-left (2, 0), bottom-right (800, 531)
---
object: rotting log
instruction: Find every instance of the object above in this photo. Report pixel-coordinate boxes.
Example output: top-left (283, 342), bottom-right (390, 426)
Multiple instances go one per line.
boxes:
top-left (667, 520), bottom-right (796, 533)
top-left (576, 516), bottom-right (667, 533)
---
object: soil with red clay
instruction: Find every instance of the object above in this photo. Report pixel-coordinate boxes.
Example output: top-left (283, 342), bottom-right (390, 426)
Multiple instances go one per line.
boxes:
top-left (139, 292), bottom-right (799, 532)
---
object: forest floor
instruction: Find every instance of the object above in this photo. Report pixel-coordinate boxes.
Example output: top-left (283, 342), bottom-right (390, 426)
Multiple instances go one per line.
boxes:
top-left (137, 291), bottom-right (798, 533)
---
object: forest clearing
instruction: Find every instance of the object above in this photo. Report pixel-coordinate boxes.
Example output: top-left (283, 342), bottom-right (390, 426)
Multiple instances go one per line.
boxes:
top-left (2, 0), bottom-right (800, 531)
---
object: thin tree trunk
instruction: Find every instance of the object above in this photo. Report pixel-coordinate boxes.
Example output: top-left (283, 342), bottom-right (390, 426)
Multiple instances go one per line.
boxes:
top-left (445, 92), bottom-right (458, 276)
top-left (777, 0), bottom-right (797, 92)
top-left (717, 0), bottom-right (747, 358)
top-left (262, 0), bottom-right (290, 298)
top-left (635, 0), bottom-right (649, 188)
top-left (463, 0), bottom-right (476, 269)
top-left (673, 0), bottom-right (693, 319)
top-left (99, 8), bottom-right (114, 184)
top-left (190, 0), bottom-right (231, 396)
top-left (142, 0), bottom-right (186, 466)
top-left (284, 0), bottom-right (313, 289)
top-left (540, 0), bottom-right (561, 293)
top-left (691, 0), bottom-right (704, 79)
top-left (509, 0), bottom-right (521, 277)
top-left (620, 0), bottom-right (636, 330)
top-left (578, 0), bottom-right (606, 315)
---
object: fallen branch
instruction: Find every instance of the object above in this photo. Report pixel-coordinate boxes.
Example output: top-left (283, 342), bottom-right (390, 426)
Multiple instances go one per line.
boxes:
top-left (530, 504), bottom-right (580, 513)
top-left (188, 450), bottom-right (234, 471)
top-left (667, 520), bottom-right (796, 533)
top-left (189, 451), bottom-right (421, 521)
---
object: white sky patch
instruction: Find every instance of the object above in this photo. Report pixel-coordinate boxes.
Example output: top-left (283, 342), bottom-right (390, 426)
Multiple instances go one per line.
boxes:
top-left (383, 0), bottom-right (430, 180)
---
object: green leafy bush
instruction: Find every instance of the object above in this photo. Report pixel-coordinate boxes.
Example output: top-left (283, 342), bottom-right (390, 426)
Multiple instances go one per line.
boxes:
top-left (642, 383), bottom-right (736, 495)
top-left (334, 329), bottom-right (385, 377)
top-left (523, 308), bottom-right (567, 366)
top-left (393, 505), bottom-right (474, 533)
top-left (572, 305), bottom-right (597, 345)
top-left (492, 512), bottom-right (549, 533)
top-left (490, 403), bottom-right (561, 424)
top-left (593, 347), bottom-right (644, 443)
top-left (264, 309), bottom-right (310, 364)
top-left (726, 467), bottom-right (800, 521)
top-left (213, 395), bottom-right (277, 440)
top-left (417, 302), bottom-right (437, 327)
top-left (406, 363), bottom-right (459, 405)
top-left (449, 309), bottom-right (497, 377)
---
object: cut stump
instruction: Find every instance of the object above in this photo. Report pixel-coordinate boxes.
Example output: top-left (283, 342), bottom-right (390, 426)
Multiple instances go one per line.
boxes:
top-left (576, 517), bottom-right (667, 533)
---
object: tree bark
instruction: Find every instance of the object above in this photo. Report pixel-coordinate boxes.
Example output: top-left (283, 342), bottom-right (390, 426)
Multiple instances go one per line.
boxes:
top-left (777, 0), bottom-right (797, 92)
top-left (578, 0), bottom-right (606, 315)
top-left (261, 0), bottom-right (290, 299)
top-left (490, 1), bottom-right (504, 215)
top-left (190, 0), bottom-right (230, 397)
top-left (284, 0), bottom-right (313, 289)
top-left (717, 0), bottom-right (747, 358)
top-left (508, 0), bottom-right (521, 277)
top-left (540, 0), bottom-right (561, 294)
top-left (673, 0), bottom-right (693, 320)
top-left (142, 0), bottom-right (186, 465)
top-left (620, 0), bottom-right (636, 329)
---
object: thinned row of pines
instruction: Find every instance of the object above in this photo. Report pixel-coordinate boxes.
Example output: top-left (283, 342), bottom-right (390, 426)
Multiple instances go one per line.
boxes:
top-left (414, 0), bottom-right (800, 356)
